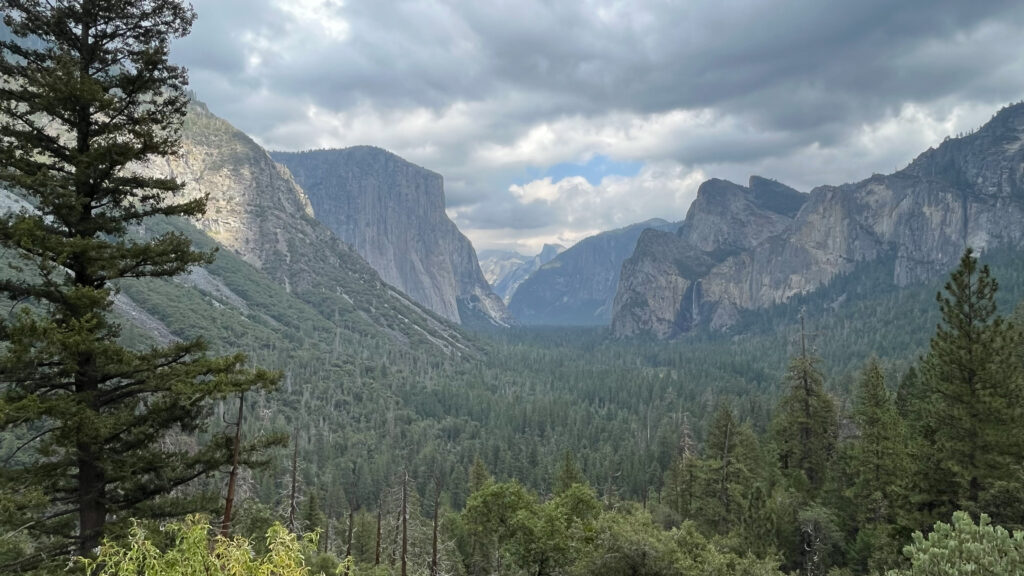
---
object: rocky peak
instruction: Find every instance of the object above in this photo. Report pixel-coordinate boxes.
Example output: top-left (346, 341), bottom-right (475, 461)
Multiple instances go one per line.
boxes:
top-left (273, 147), bottom-right (513, 327)
top-left (612, 100), bottom-right (1024, 338)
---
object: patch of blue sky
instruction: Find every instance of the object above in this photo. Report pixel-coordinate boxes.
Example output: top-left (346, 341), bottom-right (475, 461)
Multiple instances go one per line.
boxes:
top-left (518, 155), bottom-right (643, 186)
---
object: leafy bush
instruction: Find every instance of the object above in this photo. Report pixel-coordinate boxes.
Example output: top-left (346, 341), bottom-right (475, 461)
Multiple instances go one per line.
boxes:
top-left (81, 515), bottom-right (336, 576)
top-left (887, 511), bottom-right (1024, 576)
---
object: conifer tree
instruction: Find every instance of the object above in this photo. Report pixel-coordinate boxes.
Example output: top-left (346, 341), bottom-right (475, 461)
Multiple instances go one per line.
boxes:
top-left (701, 404), bottom-right (762, 534)
top-left (849, 358), bottom-right (907, 524)
top-left (0, 0), bottom-right (278, 568)
top-left (771, 333), bottom-right (838, 494)
top-left (913, 248), bottom-right (1024, 523)
top-left (846, 358), bottom-right (908, 571)
top-left (554, 450), bottom-right (584, 495)
top-left (661, 415), bottom-right (700, 523)
top-left (469, 456), bottom-right (491, 494)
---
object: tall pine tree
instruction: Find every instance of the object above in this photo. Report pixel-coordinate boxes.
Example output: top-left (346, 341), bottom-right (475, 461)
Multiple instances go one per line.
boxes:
top-left (912, 248), bottom-right (1024, 525)
top-left (845, 358), bottom-right (908, 572)
top-left (0, 0), bottom-right (278, 569)
top-left (771, 325), bottom-right (838, 495)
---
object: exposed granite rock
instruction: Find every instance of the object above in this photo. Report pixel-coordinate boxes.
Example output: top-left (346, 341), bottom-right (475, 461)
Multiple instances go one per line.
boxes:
top-left (509, 219), bottom-right (678, 325)
top-left (273, 147), bottom-right (513, 327)
top-left (138, 102), bottom-right (469, 352)
top-left (481, 244), bottom-right (565, 303)
top-left (612, 178), bottom-right (806, 337)
top-left (612, 102), bottom-right (1024, 338)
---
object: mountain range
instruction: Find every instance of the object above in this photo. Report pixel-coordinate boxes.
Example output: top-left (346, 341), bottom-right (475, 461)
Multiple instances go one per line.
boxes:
top-left (508, 219), bottom-right (680, 325)
top-left (479, 243), bottom-right (565, 303)
top-left (611, 102), bottom-right (1024, 338)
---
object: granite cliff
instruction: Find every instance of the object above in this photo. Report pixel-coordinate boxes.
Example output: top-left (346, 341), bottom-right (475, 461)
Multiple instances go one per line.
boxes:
top-left (509, 219), bottom-right (678, 325)
top-left (135, 102), bottom-right (470, 352)
top-left (273, 147), bottom-right (513, 327)
top-left (612, 102), bottom-right (1024, 338)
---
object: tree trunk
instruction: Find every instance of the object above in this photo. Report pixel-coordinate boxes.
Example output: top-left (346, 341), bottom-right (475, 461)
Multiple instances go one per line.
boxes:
top-left (431, 477), bottom-right (441, 576)
top-left (401, 471), bottom-right (408, 576)
top-left (345, 504), bottom-right (355, 559)
top-left (375, 500), bottom-right (382, 566)
top-left (288, 427), bottom-right (299, 532)
top-left (221, 392), bottom-right (245, 538)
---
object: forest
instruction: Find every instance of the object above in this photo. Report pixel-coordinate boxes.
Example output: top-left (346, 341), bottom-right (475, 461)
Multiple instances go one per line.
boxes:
top-left (2, 1), bottom-right (1024, 575)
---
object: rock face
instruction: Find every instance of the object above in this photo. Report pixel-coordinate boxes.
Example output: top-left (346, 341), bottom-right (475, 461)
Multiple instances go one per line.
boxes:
top-left (613, 178), bottom-right (807, 337)
top-left (480, 244), bottom-right (565, 303)
top-left (138, 102), bottom-right (469, 352)
top-left (612, 102), bottom-right (1024, 338)
top-left (509, 219), bottom-right (679, 325)
top-left (273, 147), bottom-right (513, 327)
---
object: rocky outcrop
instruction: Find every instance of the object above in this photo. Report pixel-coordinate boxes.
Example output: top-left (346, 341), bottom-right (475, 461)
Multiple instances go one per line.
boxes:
top-left (138, 102), bottom-right (469, 352)
top-left (612, 101), bottom-right (1024, 338)
top-left (481, 244), bottom-right (565, 303)
top-left (612, 178), bottom-right (806, 337)
top-left (509, 219), bottom-right (678, 325)
top-left (273, 147), bottom-right (513, 327)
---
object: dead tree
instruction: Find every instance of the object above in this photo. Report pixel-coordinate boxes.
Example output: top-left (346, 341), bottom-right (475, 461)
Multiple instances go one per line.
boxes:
top-left (401, 470), bottom-right (409, 576)
top-left (220, 392), bottom-right (245, 538)
top-left (431, 474), bottom-right (443, 576)
top-left (287, 426), bottom-right (300, 533)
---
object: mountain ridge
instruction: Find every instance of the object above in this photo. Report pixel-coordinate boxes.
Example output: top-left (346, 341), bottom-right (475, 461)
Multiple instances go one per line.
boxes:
top-left (612, 101), bottom-right (1024, 338)
top-left (272, 146), bottom-right (513, 327)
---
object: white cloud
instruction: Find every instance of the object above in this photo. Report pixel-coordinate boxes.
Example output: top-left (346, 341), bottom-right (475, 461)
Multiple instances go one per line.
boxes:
top-left (173, 0), bottom-right (1024, 252)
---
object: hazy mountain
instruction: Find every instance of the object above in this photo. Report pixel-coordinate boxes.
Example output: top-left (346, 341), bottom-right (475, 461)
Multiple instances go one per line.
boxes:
top-left (480, 243), bottom-right (566, 303)
top-left (613, 102), bottom-right (1024, 338)
top-left (508, 219), bottom-right (678, 325)
top-left (272, 147), bottom-right (513, 328)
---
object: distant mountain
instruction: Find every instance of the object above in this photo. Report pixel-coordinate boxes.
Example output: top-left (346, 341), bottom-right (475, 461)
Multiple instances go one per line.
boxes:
top-left (479, 249), bottom-right (528, 289)
top-left (612, 102), bottom-right (1024, 338)
top-left (508, 219), bottom-right (678, 325)
top-left (273, 147), bottom-right (513, 327)
top-left (480, 244), bottom-right (565, 303)
top-left (129, 102), bottom-right (471, 353)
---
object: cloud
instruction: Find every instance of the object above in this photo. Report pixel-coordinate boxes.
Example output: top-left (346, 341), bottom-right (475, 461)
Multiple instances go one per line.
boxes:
top-left (172, 0), bottom-right (1024, 252)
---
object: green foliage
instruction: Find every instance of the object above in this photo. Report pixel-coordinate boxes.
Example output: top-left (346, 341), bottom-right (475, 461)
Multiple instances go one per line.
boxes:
top-left (887, 511), bottom-right (1024, 576)
top-left (554, 451), bottom-right (585, 495)
top-left (80, 515), bottom-right (329, 576)
top-left (911, 249), bottom-right (1024, 526)
top-left (0, 1), bottom-right (280, 569)
top-left (571, 506), bottom-right (783, 576)
top-left (849, 359), bottom-right (908, 523)
top-left (772, 352), bottom-right (839, 494)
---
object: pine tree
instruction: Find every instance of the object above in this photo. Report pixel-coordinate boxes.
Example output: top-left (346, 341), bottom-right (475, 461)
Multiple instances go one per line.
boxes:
top-left (661, 415), bottom-right (700, 523)
top-left (469, 456), bottom-right (491, 494)
top-left (913, 248), bottom-right (1024, 523)
top-left (846, 358), bottom-right (908, 572)
top-left (699, 404), bottom-right (762, 535)
top-left (0, 0), bottom-right (278, 568)
top-left (771, 317), bottom-right (838, 494)
top-left (849, 358), bottom-right (907, 524)
top-left (554, 450), bottom-right (584, 495)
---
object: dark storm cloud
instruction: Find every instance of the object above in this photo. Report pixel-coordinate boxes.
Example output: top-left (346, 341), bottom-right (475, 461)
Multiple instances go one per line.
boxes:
top-left (172, 0), bottom-right (1024, 251)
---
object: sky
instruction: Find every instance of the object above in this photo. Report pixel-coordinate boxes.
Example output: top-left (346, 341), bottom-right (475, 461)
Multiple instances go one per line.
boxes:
top-left (171, 0), bottom-right (1024, 255)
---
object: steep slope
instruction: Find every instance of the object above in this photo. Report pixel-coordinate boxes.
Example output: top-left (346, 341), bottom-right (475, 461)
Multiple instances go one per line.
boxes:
top-left (481, 243), bottom-right (565, 303)
top-left (613, 101), bottom-right (1024, 338)
top-left (136, 102), bottom-right (470, 353)
top-left (613, 177), bottom-right (807, 337)
top-left (509, 219), bottom-right (678, 325)
top-left (272, 147), bottom-right (513, 327)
